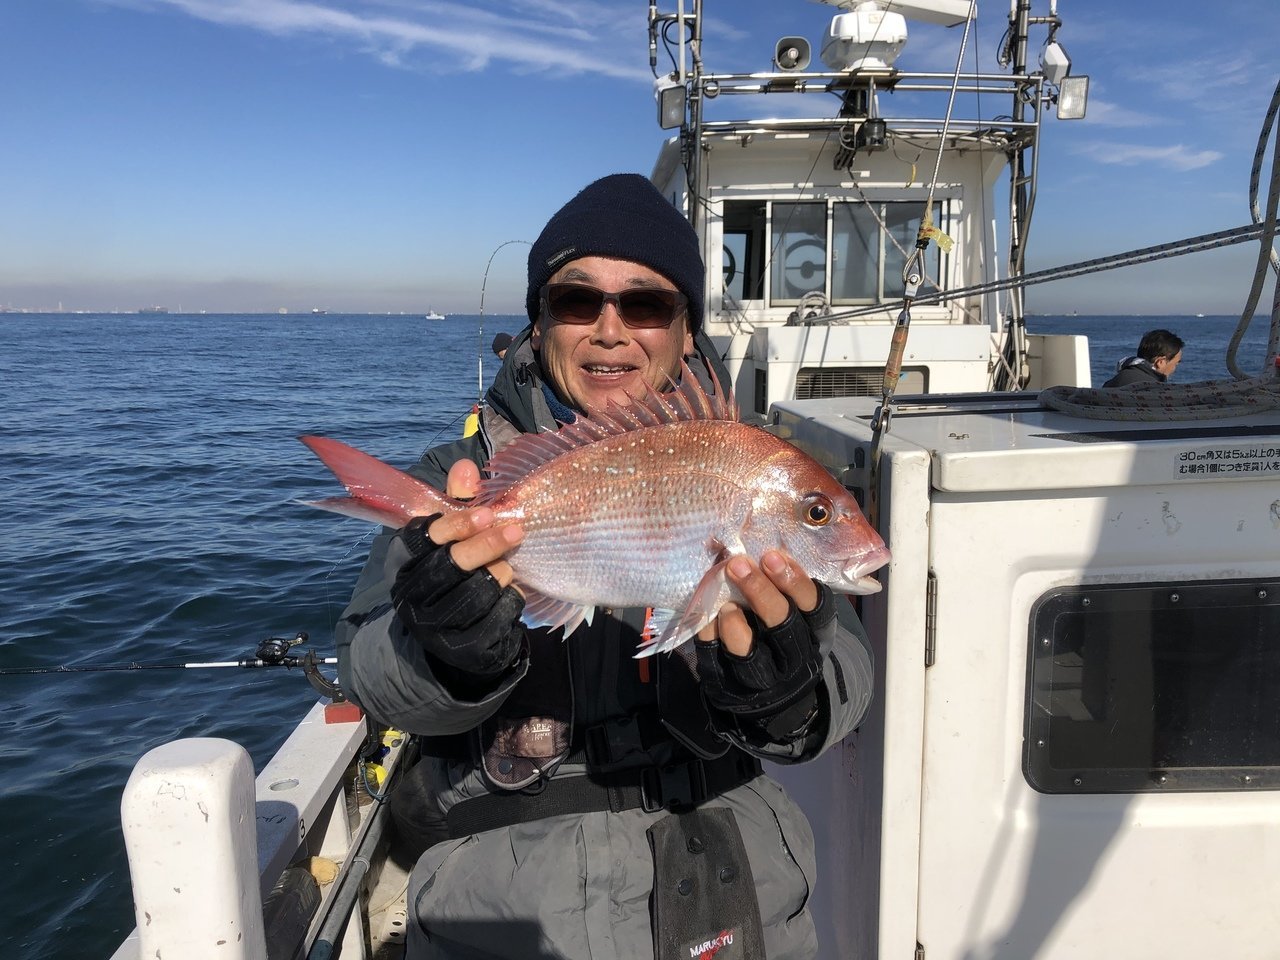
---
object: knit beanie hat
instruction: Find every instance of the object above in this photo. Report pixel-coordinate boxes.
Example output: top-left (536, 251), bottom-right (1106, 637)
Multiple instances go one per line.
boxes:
top-left (526, 174), bottom-right (705, 332)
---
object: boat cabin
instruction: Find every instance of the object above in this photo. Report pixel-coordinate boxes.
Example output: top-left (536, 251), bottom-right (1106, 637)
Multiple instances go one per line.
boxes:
top-left (769, 391), bottom-right (1280, 959)
top-left (647, 0), bottom-right (1093, 416)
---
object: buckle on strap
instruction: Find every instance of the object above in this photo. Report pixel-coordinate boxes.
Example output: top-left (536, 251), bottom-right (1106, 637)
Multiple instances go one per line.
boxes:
top-left (640, 760), bottom-right (709, 813)
top-left (585, 713), bottom-right (650, 766)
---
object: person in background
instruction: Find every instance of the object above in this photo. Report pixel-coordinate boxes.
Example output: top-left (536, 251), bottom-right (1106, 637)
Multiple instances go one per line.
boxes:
top-left (1103, 328), bottom-right (1185, 387)
top-left (491, 331), bottom-right (513, 359)
top-left (336, 173), bottom-right (875, 960)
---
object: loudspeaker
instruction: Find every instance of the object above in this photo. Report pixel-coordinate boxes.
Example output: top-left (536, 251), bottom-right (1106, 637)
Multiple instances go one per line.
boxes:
top-left (774, 36), bottom-right (811, 72)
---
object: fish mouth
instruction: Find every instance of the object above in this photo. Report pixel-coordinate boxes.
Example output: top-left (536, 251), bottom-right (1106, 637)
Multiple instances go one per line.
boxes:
top-left (840, 546), bottom-right (891, 594)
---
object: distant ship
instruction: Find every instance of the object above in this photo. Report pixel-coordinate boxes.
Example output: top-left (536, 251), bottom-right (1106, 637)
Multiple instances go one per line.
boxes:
top-left (311, 308), bottom-right (328, 315)
top-left (425, 309), bottom-right (446, 320)
top-left (138, 306), bottom-right (169, 314)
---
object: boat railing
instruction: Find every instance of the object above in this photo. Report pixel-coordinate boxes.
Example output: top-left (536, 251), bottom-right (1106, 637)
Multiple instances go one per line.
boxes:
top-left (691, 67), bottom-right (1044, 137)
top-left (110, 701), bottom-right (370, 960)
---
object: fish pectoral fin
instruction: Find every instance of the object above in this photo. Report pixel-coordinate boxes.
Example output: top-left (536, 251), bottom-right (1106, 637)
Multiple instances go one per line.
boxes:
top-left (635, 560), bottom-right (732, 657)
top-left (520, 588), bottom-right (593, 639)
top-left (708, 522), bottom-right (747, 562)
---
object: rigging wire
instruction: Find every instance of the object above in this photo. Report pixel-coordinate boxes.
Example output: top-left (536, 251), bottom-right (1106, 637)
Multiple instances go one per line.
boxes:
top-left (798, 221), bottom-right (1268, 322)
top-left (867, 0), bottom-right (978, 528)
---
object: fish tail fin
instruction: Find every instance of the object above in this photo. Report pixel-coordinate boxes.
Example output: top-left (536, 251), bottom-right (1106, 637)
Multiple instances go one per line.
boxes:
top-left (299, 435), bottom-right (453, 528)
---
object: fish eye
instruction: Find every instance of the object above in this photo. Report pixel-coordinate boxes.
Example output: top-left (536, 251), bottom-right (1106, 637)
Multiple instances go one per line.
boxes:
top-left (802, 495), bottom-right (833, 526)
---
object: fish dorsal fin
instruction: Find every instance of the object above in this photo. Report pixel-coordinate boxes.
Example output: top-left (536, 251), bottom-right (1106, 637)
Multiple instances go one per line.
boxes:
top-left (479, 361), bottom-right (737, 499)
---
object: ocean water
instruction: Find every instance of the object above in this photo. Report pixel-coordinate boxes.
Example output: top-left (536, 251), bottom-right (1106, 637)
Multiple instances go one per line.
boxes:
top-left (1029, 312), bottom-right (1276, 384)
top-left (0, 309), bottom-right (1273, 959)
top-left (0, 312), bottom-right (525, 959)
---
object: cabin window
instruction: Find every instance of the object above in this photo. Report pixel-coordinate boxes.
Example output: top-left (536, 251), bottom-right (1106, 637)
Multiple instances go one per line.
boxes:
top-left (1024, 578), bottom-right (1280, 793)
top-left (770, 202), bottom-right (828, 302)
top-left (722, 201), bottom-right (767, 302)
top-left (721, 197), bottom-right (948, 306)
top-left (832, 201), bottom-right (943, 303)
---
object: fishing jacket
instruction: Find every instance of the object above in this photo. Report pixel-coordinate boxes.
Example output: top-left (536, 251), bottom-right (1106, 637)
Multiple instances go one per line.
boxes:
top-left (1103, 355), bottom-right (1166, 387)
top-left (335, 329), bottom-right (875, 960)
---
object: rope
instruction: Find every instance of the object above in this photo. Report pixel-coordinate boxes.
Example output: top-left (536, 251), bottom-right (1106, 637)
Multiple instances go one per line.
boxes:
top-left (1227, 76), bottom-right (1280, 377)
top-left (1040, 376), bottom-right (1280, 421)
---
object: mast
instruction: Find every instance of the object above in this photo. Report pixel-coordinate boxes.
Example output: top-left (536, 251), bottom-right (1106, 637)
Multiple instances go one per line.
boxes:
top-left (1004, 0), bottom-right (1033, 385)
top-left (682, 0), bottom-right (705, 230)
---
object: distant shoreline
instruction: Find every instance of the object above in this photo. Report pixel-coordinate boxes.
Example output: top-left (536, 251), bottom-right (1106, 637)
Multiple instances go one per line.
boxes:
top-left (0, 309), bottom-right (529, 317)
top-left (0, 310), bottom-right (1233, 319)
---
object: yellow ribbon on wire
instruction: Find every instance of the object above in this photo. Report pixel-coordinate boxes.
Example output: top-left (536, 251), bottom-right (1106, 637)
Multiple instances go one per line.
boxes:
top-left (918, 213), bottom-right (954, 252)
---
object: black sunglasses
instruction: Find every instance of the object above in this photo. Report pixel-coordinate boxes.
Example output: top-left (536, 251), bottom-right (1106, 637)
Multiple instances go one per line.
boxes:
top-left (540, 282), bottom-right (686, 329)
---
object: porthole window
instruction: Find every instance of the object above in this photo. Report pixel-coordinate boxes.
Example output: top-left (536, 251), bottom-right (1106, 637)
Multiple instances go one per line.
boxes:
top-left (1025, 579), bottom-right (1280, 793)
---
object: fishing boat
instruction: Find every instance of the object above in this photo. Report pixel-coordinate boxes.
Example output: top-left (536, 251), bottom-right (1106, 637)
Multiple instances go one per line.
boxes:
top-left (425, 309), bottom-right (446, 321)
top-left (111, 2), bottom-right (1280, 958)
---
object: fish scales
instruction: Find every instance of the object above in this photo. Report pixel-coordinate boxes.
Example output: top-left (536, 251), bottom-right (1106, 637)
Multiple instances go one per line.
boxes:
top-left (493, 419), bottom-right (763, 610)
top-left (301, 363), bottom-right (890, 653)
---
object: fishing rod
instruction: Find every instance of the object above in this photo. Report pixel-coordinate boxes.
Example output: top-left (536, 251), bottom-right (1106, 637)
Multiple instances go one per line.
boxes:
top-left (0, 632), bottom-right (336, 677)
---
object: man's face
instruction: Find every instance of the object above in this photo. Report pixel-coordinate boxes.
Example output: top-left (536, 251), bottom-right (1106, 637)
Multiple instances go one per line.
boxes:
top-left (531, 255), bottom-right (694, 413)
top-left (1153, 350), bottom-right (1182, 378)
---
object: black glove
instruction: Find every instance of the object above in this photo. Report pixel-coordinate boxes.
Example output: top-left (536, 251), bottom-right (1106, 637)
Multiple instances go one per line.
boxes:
top-left (388, 514), bottom-right (526, 687)
top-left (695, 583), bottom-right (834, 745)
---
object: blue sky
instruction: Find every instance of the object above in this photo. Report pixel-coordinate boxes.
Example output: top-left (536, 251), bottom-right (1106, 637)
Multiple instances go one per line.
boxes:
top-left (1, 0), bottom-right (1276, 316)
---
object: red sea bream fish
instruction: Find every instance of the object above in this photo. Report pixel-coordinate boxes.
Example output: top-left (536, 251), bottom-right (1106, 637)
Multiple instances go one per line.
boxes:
top-left (302, 365), bottom-right (889, 655)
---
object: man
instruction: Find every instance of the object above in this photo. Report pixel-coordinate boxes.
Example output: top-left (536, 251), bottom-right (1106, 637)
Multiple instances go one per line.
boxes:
top-left (336, 174), bottom-right (874, 960)
top-left (1103, 328), bottom-right (1185, 387)
top-left (491, 331), bottom-right (513, 359)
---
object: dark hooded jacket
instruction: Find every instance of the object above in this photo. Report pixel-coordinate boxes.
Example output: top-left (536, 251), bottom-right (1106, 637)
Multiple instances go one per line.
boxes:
top-left (1103, 356), bottom-right (1167, 388)
top-left (335, 329), bottom-right (875, 959)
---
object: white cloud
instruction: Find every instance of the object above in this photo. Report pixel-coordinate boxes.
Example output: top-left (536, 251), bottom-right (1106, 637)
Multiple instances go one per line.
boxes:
top-left (1135, 55), bottom-right (1262, 111)
top-left (95, 0), bottom-right (652, 80)
top-left (1073, 141), bottom-right (1223, 172)
top-left (1079, 98), bottom-right (1163, 128)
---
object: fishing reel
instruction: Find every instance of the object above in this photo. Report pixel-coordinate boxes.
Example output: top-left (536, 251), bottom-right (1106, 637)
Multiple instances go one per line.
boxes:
top-left (255, 632), bottom-right (305, 665)
top-left (253, 631), bottom-right (345, 702)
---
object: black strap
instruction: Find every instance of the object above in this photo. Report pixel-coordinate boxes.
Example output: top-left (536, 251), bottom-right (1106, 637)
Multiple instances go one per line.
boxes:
top-left (444, 753), bottom-right (763, 839)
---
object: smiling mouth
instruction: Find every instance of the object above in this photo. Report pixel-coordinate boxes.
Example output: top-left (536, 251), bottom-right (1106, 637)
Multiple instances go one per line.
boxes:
top-left (581, 363), bottom-right (637, 377)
